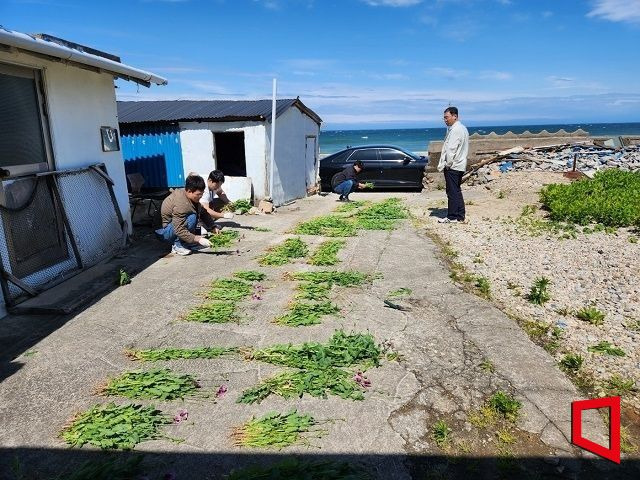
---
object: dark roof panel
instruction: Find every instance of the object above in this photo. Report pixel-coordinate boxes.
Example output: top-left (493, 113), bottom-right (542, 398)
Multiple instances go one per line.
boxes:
top-left (117, 99), bottom-right (321, 125)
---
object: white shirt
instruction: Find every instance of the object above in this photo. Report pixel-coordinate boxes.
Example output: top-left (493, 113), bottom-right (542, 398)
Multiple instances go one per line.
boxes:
top-left (200, 187), bottom-right (222, 207)
top-left (438, 120), bottom-right (469, 172)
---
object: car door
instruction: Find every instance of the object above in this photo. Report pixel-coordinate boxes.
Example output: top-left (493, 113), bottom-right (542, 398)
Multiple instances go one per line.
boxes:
top-left (377, 148), bottom-right (417, 188)
top-left (346, 148), bottom-right (381, 185)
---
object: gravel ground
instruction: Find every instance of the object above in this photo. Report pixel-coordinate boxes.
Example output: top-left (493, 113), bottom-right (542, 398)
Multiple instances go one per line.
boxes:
top-left (413, 171), bottom-right (640, 411)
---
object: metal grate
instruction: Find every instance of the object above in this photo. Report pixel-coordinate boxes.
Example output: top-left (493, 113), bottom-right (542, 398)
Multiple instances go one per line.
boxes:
top-left (0, 165), bottom-right (126, 305)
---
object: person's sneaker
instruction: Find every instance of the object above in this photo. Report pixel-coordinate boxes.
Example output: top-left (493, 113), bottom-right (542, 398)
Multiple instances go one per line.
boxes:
top-left (171, 244), bottom-right (191, 256)
top-left (338, 195), bottom-right (344, 201)
top-left (438, 217), bottom-right (459, 224)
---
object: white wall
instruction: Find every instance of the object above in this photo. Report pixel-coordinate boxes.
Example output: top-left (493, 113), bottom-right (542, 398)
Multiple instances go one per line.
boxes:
top-left (0, 50), bottom-right (131, 317)
top-left (179, 121), bottom-right (268, 200)
top-left (267, 107), bottom-right (320, 205)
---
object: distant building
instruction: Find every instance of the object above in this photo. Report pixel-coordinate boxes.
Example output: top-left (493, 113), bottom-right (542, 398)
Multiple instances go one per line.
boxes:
top-left (117, 99), bottom-right (322, 205)
top-left (0, 28), bottom-right (166, 318)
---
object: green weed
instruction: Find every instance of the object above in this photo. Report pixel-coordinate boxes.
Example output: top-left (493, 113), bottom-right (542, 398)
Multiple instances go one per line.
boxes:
top-left (231, 410), bottom-right (321, 449)
top-left (60, 403), bottom-right (171, 450)
top-left (206, 278), bottom-right (253, 302)
top-left (295, 282), bottom-right (332, 301)
top-left (127, 346), bottom-right (238, 362)
top-left (334, 200), bottom-right (369, 212)
top-left (207, 230), bottom-right (240, 248)
top-left (576, 306), bottom-right (606, 326)
top-left (294, 215), bottom-right (357, 237)
top-left (387, 287), bottom-right (412, 298)
top-left (526, 277), bottom-right (551, 305)
top-left (356, 198), bottom-right (407, 220)
top-left (233, 270), bottom-right (266, 282)
top-left (629, 235), bottom-right (639, 244)
top-left (275, 301), bottom-right (340, 326)
top-left (540, 170), bottom-right (640, 227)
top-left (185, 302), bottom-right (237, 323)
top-left (488, 391), bottom-right (521, 422)
top-left (588, 341), bottom-right (625, 356)
top-left (227, 458), bottom-right (372, 480)
top-left (118, 269), bottom-right (131, 286)
top-left (432, 420), bottom-right (452, 449)
top-left (475, 276), bottom-right (491, 298)
top-left (289, 270), bottom-right (377, 287)
top-left (250, 330), bottom-right (381, 370)
top-left (309, 240), bottom-right (346, 266)
top-left (560, 353), bottom-right (584, 372)
top-left (480, 359), bottom-right (495, 373)
top-left (604, 375), bottom-right (637, 396)
top-left (260, 237), bottom-right (308, 266)
top-left (253, 227), bottom-right (271, 232)
top-left (353, 217), bottom-right (397, 230)
top-left (224, 199), bottom-right (252, 214)
top-left (497, 190), bottom-right (506, 199)
top-left (237, 367), bottom-right (365, 404)
top-left (100, 368), bottom-right (201, 400)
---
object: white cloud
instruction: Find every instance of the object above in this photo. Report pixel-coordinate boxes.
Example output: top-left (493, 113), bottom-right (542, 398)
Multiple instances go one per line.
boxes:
top-left (588, 0), bottom-right (640, 24)
top-left (479, 70), bottom-right (513, 81)
top-left (360, 0), bottom-right (422, 6)
top-left (427, 67), bottom-right (469, 79)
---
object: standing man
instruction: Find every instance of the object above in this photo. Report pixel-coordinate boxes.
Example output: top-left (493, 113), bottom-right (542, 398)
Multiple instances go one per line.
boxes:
top-left (331, 160), bottom-right (366, 202)
top-left (156, 174), bottom-right (216, 256)
top-left (437, 106), bottom-right (469, 223)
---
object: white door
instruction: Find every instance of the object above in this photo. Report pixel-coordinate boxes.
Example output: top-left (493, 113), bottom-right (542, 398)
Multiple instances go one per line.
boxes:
top-left (304, 136), bottom-right (317, 192)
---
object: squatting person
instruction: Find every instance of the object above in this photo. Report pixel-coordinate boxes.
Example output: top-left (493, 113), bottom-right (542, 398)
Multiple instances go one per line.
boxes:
top-left (200, 169), bottom-right (234, 233)
top-left (438, 106), bottom-right (469, 223)
top-left (156, 174), bottom-right (217, 256)
top-left (331, 160), bottom-right (366, 202)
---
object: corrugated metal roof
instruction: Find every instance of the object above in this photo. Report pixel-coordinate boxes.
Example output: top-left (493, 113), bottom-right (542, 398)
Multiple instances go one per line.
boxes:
top-left (117, 99), bottom-right (321, 125)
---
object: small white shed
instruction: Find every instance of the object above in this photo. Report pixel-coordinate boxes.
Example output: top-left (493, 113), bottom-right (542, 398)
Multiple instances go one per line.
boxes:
top-left (0, 28), bottom-right (166, 318)
top-left (117, 99), bottom-right (322, 206)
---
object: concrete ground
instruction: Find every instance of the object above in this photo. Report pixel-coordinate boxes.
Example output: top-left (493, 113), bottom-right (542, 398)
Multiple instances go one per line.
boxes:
top-left (0, 192), bottom-right (636, 480)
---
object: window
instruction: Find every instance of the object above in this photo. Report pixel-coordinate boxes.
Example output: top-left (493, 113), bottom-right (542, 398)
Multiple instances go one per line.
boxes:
top-left (214, 132), bottom-right (247, 176)
top-left (349, 149), bottom-right (377, 162)
top-left (378, 148), bottom-right (406, 161)
top-left (0, 63), bottom-right (50, 177)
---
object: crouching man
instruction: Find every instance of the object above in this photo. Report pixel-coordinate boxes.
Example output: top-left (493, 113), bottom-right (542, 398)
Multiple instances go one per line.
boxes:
top-left (201, 170), bottom-right (234, 228)
top-left (331, 160), bottom-right (366, 202)
top-left (156, 175), bottom-right (216, 256)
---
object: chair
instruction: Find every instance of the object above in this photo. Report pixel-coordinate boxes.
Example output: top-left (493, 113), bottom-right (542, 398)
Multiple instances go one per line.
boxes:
top-left (127, 173), bottom-right (169, 222)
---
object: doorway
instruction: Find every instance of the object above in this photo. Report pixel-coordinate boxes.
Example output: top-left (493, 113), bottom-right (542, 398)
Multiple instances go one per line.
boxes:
top-left (214, 132), bottom-right (247, 176)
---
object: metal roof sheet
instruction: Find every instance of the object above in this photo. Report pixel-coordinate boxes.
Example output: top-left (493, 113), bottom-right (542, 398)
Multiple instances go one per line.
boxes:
top-left (117, 99), bottom-right (322, 125)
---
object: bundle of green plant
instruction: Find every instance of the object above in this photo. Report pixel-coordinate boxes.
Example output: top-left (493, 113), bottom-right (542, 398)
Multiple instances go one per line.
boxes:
top-left (206, 278), bottom-right (253, 301)
top-left (206, 230), bottom-right (240, 248)
top-left (559, 353), bottom-right (584, 372)
top-left (224, 199), bottom-right (252, 214)
top-left (253, 226), bottom-right (271, 232)
top-left (588, 341), bottom-right (625, 356)
top-left (99, 368), bottom-right (201, 400)
top-left (388, 287), bottom-right (412, 298)
top-left (290, 270), bottom-right (377, 287)
top-left (605, 375), bottom-right (637, 396)
top-left (227, 458), bottom-right (372, 480)
top-left (356, 198), bottom-right (407, 220)
top-left (250, 330), bottom-right (381, 370)
top-left (126, 346), bottom-right (238, 362)
top-left (259, 237), bottom-right (309, 266)
top-left (540, 170), bottom-right (640, 227)
top-left (432, 420), bottom-right (452, 449)
top-left (231, 410), bottom-right (322, 449)
top-left (118, 269), bottom-right (131, 286)
top-left (295, 282), bottom-right (332, 301)
top-left (237, 367), bottom-right (365, 404)
top-left (576, 306), bottom-right (606, 326)
top-left (475, 276), bottom-right (491, 299)
top-left (60, 403), bottom-right (171, 450)
top-left (308, 240), bottom-right (346, 266)
top-left (362, 182), bottom-right (375, 189)
top-left (233, 270), bottom-right (267, 282)
top-left (334, 200), bottom-right (369, 213)
top-left (526, 277), bottom-right (551, 305)
top-left (185, 302), bottom-right (237, 323)
top-left (353, 217), bottom-right (398, 230)
top-left (275, 301), bottom-right (340, 326)
top-left (488, 391), bottom-right (522, 422)
top-left (61, 455), bottom-right (145, 480)
top-left (294, 215), bottom-right (358, 237)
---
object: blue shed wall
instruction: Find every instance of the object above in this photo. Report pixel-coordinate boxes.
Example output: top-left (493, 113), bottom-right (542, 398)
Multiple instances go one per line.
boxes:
top-left (121, 125), bottom-right (185, 188)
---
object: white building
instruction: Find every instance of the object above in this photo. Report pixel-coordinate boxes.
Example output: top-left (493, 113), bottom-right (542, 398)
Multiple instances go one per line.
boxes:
top-left (0, 28), bottom-right (166, 318)
top-left (117, 99), bottom-right (322, 205)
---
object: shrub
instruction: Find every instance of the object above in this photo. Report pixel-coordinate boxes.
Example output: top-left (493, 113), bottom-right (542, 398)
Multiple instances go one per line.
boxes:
top-left (540, 170), bottom-right (640, 227)
top-left (576, 306), bottom-right (605, 326)
top-left (526, 277), bottom-right (551, 305)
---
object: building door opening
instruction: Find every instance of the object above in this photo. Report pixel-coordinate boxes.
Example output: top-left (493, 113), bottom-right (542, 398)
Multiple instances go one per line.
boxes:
top-left (214, 132), bottom-right (247, 176)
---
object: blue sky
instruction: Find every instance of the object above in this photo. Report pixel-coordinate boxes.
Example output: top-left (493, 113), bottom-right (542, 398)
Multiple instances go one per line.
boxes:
top-left (3, 0), bottom-right (640, 129)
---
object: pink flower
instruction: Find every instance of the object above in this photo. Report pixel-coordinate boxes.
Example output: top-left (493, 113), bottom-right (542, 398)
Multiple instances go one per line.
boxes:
top-left (173, 409), bottom-right (188, 424)
top-left (216, 385), bottom-right (228, 398)
top-left (353, 371), bottom-right (371, 388)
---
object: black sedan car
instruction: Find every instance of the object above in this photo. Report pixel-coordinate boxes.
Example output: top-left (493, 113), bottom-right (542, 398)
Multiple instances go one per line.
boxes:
top-left (319, 145), bottom-right (427, 192)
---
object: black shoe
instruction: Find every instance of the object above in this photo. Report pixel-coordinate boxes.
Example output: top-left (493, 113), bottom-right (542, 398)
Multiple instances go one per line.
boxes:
top-left (338, 195), bottom-right (345, 202)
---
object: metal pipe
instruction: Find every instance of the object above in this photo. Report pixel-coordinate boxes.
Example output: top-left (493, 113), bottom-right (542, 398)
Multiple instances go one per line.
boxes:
top-left (269, 78), bottom-right (277, 200)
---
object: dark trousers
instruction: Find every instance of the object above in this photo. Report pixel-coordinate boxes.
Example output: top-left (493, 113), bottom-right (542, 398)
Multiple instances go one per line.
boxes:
top-left (444, 168), bottom-right (465, 221)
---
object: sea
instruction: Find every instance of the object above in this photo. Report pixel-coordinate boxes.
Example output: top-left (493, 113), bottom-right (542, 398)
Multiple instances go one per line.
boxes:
top-left (318, 122), bottom-right (640, 155)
